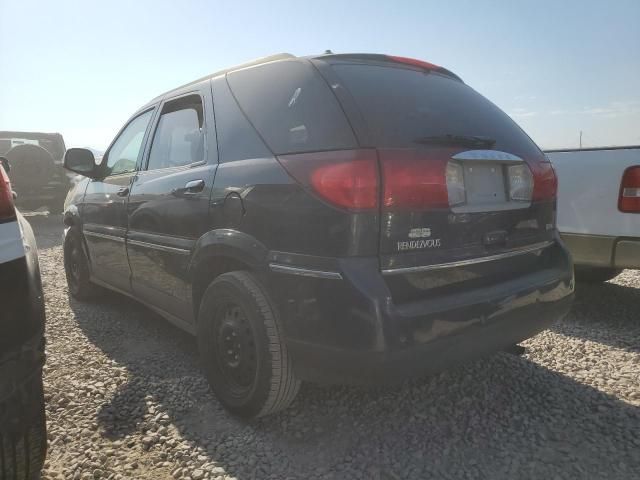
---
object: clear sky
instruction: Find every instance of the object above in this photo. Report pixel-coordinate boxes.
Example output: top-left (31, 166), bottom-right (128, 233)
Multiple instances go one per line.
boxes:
top-left (1, 0), bottom-right (638, 151)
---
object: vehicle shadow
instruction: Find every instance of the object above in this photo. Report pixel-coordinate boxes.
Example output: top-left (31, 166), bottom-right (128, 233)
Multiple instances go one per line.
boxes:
top-left (551, 277), bottom-right (640, 354)
top-left (68, 293), bottom-right (640, 480)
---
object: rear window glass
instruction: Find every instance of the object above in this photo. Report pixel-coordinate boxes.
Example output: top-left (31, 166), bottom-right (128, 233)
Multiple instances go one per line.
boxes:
top-left (227, 60), bottom-right (356, 155)
top-left (332, 64), bottom-right (540, 156)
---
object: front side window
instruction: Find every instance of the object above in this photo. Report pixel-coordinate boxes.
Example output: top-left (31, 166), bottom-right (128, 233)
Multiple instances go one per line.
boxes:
top-left (105, 110), bottom-right (154, 176)
top-left (147, 95), bottom-right (204, 170)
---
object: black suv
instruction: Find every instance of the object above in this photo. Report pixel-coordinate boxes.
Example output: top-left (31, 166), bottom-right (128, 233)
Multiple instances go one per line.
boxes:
top-left (62, 53), bottom-right (574, 418)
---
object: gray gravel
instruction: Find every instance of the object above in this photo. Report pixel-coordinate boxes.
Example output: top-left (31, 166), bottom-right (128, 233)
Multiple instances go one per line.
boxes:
top-left (27, 214), bottom-right (640, 480)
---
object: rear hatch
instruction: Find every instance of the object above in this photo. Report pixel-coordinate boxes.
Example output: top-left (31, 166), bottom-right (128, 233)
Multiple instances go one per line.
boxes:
top-left (317, 57), bottom-right (558, 301)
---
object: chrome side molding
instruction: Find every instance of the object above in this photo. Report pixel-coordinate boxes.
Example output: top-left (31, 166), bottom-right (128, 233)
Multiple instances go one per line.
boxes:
top-left (451, 150), bottom-right (523, 162)
top-left (269, 263), bottom-right (343, 280)
top-left (382, 240), bottom-right (554, 275)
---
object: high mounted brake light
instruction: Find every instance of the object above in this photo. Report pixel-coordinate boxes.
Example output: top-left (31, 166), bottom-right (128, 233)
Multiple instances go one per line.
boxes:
top-left (386, 55), bottom-right (440, 71)
top-left (0, 164), bottom-right (16, 221)
top-left (619, 166), bottom-right (640, 213)
top-left (385, 55), bottom-right (462, 81)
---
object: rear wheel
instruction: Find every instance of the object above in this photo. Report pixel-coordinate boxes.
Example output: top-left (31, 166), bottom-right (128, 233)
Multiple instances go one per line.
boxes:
top-left (197, 271), bottom-right (300, 418)
top-left (63, 229), bottom-right (100, 300)
top-left (574, 266), bottom-right (623, 283)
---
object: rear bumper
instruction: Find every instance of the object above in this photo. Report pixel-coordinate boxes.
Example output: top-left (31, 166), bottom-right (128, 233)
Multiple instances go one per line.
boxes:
top-left (562, 232), bottom-right (640, 269)
top-left (287, 285), bottom-right (572, 384)
top-left (269, 239), bottom-right (574, 385)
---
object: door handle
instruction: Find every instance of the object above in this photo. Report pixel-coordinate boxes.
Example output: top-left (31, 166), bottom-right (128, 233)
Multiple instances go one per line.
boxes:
top-left (117, 187), bottom-right (130, 197)
top-left (184, 179), bottom-right (205, 193)
top-left (172, 179), bottom-right (205, 196)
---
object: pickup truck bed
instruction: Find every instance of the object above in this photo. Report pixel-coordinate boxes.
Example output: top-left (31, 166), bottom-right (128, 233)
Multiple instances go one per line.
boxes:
top-left (546, 146), bottom-right (640, 273)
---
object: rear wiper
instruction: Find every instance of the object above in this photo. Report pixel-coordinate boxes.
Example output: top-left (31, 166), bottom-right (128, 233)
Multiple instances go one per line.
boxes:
top-left (413, 134), bottom-right (496, 148)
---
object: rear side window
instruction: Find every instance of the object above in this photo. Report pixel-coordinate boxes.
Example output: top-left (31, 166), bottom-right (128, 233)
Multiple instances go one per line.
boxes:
top-left (227, 60), bottom-right (356, 155)
top-left (147, 94), bottom-right (204, 170)
top-left (332, 64), bottom-right (541, 156)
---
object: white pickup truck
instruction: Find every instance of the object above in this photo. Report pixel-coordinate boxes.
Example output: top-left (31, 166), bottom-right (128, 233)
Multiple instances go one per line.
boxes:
top-left (546, 146), bottom-right (640, 282)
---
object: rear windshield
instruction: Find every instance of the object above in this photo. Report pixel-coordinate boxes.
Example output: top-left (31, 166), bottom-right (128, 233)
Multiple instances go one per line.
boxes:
top-left (332, 64), bottom-right (541, 156)
top-left (227, 60), bottom-right (357, 155)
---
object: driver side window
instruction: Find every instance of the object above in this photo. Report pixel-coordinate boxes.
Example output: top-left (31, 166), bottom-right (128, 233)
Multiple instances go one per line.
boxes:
top-left (105, 109), bottom-right (154, 176)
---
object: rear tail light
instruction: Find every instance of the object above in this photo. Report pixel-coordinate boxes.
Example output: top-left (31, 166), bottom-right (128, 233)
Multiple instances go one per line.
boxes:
top-left (619, 166), bottom-right (640, 213)
top-left (277, 149), bottom-right (379, 211)
top-left (508, 164), bottom-right (534, 201)
top-left (445, 161), bottom-right (466, 206)
top-left (531, 161), bottom-right (557, 202)
top-left (278, 148), bottom-right (557, 212)
top-left (0, 164), bottom-right (16, 221)
top-left (382, 153), bottom-right (449, 210)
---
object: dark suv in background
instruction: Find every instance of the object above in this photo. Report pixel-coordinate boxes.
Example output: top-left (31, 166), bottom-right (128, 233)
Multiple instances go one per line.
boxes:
top-left (62, 53), bottom-right (574, 418)
top-left (0, 131), bottom-right (71, 213)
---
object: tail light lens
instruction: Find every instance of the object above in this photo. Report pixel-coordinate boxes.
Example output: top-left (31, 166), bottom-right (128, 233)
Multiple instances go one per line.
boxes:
top-left (0, 164), bottom-right (16, 220)
top-left (382, 154), bottom-right (449, 210)
top-left (531, 161), bottom-right (557, 202)
top-left (619, 166), bottom-right (640, 213)
top-left (445, 161), bottom-right (466, 206)
top-left (277, 149), bottom-right (379, 211)
top-left (508, 164), bottom-right (534, 202)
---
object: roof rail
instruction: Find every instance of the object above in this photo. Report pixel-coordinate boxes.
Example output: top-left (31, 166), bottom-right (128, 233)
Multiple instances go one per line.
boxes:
top-left (148, 53), bottom-right (295, 103)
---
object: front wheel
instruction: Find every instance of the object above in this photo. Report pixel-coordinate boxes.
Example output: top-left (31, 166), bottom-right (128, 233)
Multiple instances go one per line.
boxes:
top-left (63, 229), bottom-right (101, 300)
top-left (197, 271), bottom-right (300, 418)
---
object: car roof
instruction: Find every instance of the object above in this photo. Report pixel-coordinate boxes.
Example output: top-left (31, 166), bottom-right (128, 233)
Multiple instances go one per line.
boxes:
top-left (144, 53), bottom-right (296, 107)
top-left (139, 52), bottom-right (461, 112)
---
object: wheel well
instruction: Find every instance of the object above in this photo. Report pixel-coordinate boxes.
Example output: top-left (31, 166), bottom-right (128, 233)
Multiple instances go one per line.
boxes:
top-left (192, 255), bottom-right (253, 317)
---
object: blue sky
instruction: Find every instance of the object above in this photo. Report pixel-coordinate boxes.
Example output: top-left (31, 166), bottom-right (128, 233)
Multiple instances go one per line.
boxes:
top-left (1, 0), bottom-right (638, 150)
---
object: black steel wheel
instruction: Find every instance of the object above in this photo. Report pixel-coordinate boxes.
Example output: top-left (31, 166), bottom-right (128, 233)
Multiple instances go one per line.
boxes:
top-left (197, 271), bottom-right (300, 418)
top-left (63, 229), bottom-right (99, 300)
top-left (214, 304), bottom-right (258, 395)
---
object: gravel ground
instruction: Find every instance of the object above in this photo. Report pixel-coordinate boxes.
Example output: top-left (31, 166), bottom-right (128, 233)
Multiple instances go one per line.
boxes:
top-left (27, 214), bottom-right (640, 480)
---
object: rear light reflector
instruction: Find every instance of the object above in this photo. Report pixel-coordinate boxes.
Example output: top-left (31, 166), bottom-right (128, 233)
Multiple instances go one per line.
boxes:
top-left (277, 149), bottom-right (379, 211)
top-left (531, 161), bottom-right (557, 202)
top-left (0, 164), bottom-right (16, 220)
top-left (619, 166), bottom-right (640, 213)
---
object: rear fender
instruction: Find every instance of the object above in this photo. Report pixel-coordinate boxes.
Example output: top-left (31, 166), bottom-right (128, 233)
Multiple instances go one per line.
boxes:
top-left (189, 229), bottom-right (269, 275)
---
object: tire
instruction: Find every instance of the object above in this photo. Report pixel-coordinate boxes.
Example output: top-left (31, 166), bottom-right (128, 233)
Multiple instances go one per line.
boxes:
top-left (63, 229), bottom-right (100, 300)
top-left (0, 374), bottom-right (47, 479)
top-left (574, 266), bottom-right (623, 283)
top-left (197, 271), bottom-right (300, 418)
top-left (5, 145), bottom-right (54, 192)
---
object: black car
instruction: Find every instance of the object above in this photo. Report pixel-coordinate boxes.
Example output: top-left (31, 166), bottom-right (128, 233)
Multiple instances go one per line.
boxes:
top-left (62, 53), bottom-right (574, 418)
top-left (0, 131), bottom-right (72, 213)
top-left (0, 158), bottom-right (47, 477)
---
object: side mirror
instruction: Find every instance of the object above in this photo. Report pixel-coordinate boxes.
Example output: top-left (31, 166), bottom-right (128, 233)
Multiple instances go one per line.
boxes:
top-left (64, 148), bottom-right (98, 178)
top-left (0, 156), bottom-right (9, 173)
